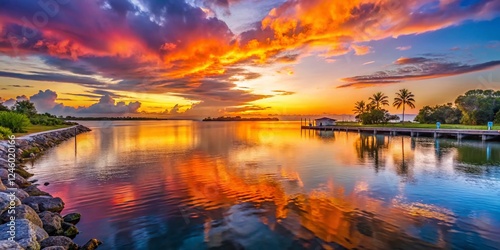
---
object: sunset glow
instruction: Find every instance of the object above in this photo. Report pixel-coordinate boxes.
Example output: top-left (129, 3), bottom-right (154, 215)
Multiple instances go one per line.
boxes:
top-left (0, 0), bottom-right (499, 118)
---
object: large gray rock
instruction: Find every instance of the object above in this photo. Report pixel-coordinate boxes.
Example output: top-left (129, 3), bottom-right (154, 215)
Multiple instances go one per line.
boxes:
top-left (2, 180), bottom-right (18, 189)
top-left (80, 239), bottom-right (102, 250)
top-left (62, 213), bottom-right (80, 225)
top-left (2, 188), bottom-right (30, 200)
top-left (23, 186), bottom-right (52, 197)
top-left (42, 246), bottom-right (65, 250)
top-left (0, 205), bottom-right (43, 228)
top-left (14, 167), bottom-right (34, 179)
top-left (40, 236), bottom-right (78, 250)
top-left (38, 211), bottom-right (63, 236)
top-left (0, 192), bottom-right (21, 214)
top-left (0, 168), bottom-right (8, 180)
top-left (13, 174), bottom-right (31, 188)
top-left (61, 222), bottom-right (78, 239)
top-left (0, 219), bottom-right (48, 250)
top-left (22, 196), bottom-right (64, 213)
top-left (0, 240), bottom-right (24, 250)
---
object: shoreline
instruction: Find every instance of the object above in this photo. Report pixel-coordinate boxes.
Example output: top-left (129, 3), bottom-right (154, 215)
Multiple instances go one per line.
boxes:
top-left (302, 125), bottom-right (500, 141)
top-left (0, 124), bottom-right (102, 250)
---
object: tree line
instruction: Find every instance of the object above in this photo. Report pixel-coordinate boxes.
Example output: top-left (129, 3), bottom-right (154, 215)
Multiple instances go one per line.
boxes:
top-left (353, 89), bottom-right (500, 125)
top-left (0, 100), bottom-right (71, 138)
top-left (353, 89), bottom-right (415, 124)
top-left (415, 89), bottom-right (500, 125)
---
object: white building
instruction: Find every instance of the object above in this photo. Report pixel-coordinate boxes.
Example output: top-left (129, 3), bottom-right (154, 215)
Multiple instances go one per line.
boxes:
top-left (315, 117), bottom-right (337, 126)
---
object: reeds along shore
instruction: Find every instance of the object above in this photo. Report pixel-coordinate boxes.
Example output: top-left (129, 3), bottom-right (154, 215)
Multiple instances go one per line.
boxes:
top-left (0, 125), bottom-right (102, 250)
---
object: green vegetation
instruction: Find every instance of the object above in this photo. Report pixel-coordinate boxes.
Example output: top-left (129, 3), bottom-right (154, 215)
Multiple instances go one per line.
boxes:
top-left (413, 89), bottom-right (499, 126)
top-left (21, 147), bottom-right (41, 158)
top-left (353, 89), bottom-right (499, 128)
top-left (353, 91), bottom-right (407, 125)
top-left (415, 103), bottom-right (462, 124)
top-left (14, 124), bottom-right (72, 137)
top-left (0, 126), bottom-right (13, 139)
top-left (336, 122), bottom-right (500, 130)
top-left (393, 89), bottom-right (416, 123)
top-left (12, 100), bottom-right (37, 117)
top-left (30, 113), bottom-right (65, 126)
top-left (0, 100), bottom-right (74, 137)
top-left (0, 111), bottom-right (30, 133)
top-left (455, 89), bottom-right (500, 125)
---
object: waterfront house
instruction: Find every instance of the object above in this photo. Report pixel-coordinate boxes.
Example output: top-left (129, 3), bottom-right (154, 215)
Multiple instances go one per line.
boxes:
top-left (315, 117), bottom-right (337, 126)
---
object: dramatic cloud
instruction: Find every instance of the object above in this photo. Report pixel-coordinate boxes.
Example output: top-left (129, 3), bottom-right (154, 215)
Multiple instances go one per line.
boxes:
top-left (30, 89), bottom-right (58, 112)
top-left (338, 57), bottom-right (500, 88)
top-left (21, 89), bottom-right (143, 116)
top-left (0, 71), bottom-right (106, 86)
top-left (1, 0), bottom-right (499, 114)
top-left (1, 95), bottom-right (28, 107)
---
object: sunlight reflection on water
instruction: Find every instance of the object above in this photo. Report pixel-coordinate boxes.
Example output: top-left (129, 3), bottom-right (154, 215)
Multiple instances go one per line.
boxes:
top-left (30, 121), bottom-right (500, 249)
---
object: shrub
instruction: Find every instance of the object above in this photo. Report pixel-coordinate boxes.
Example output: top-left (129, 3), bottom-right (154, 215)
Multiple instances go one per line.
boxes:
top-left (0, 111), bottom-right (30, 133)
top-left (29, 114), bottom-right (65, 126)
top-left (21, 147), bottom-right (41, 158)
top-left (0, 126), bottom-right (12, 139)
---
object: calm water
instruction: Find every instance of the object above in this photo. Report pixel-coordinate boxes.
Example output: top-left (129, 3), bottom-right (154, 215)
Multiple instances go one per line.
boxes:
top-left (28, 121), bottom-right (500, 250)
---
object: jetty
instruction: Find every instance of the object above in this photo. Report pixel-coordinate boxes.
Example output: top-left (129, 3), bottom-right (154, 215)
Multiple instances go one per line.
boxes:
top-left (301, 125), bottom-right (500, 141)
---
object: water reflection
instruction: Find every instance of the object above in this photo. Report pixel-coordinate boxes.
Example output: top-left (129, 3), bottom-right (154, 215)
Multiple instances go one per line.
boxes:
top-left (29, 121), bottom-right (500, 249)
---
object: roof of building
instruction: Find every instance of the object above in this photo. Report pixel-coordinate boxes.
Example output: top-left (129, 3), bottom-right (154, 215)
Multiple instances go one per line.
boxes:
top-left (314, 117), bottom-right (337, 121)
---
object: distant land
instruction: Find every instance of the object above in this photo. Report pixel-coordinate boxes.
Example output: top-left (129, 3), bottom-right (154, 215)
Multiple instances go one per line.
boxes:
top-left (203, 116), bottom-right (279, 121)
top-left (64, 116), bottom-right (171, 121)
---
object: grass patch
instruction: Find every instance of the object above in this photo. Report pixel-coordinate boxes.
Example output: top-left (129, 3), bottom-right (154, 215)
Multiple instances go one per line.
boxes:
top-left (336, 122), bottom-right (500, 130)
top-left (14, 124), bottom-right (73, 137)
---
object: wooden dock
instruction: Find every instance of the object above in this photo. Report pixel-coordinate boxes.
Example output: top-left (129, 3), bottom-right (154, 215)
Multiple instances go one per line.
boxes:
top-left (301, 126), bottom-right (500, 141)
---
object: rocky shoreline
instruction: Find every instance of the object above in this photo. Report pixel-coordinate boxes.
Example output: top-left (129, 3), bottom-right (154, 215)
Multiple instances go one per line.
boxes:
top-left (0, 125), bottom-right (102, 250)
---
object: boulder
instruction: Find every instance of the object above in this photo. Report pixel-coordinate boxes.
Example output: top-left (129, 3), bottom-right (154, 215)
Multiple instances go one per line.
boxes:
top-left (62, 213), bottom-right (81, 225)
top-left (0, 204), bottom-right (43, 228)
top-left (2, 188), bottom-right (30, 200)
top-left (0, 181), bottom-right (6, 191)
top-left (42, 246), bottom-right (66, 250)
top-left (0, 219), bottom-right (48, 250)
top-left (0, 168), bottom-right (8, 179)
top-left (23, 186), bottom-right (52, 197)
top-left (38, 211), bottom-right (63, 236)
top-left (40, 236), bottom-right (78, 250)
top-left (22, 196), bottom-right (64, 213)
top-left (61, 222), bottom-right (79, 239)
top-left (14, 174), bottom-right (31, 188)
top-left (2, 179), bottom-right (19, 189)
top-left (80, 239), bottom-right (102, 250)
top-left (0, 240), bottom-right (24, 250)
top-left (0, 192), bottom-right (21, 214)
top-left (14, 167), bottom-right (34, 179)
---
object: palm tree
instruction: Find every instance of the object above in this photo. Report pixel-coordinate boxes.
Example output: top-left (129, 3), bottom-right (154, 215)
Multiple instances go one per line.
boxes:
top-left (353, 100), bottom-right (366, 115)
top-left (369, 92), bottom-right (389, 109)
top-left (393, 89), bottom-right (416, 123)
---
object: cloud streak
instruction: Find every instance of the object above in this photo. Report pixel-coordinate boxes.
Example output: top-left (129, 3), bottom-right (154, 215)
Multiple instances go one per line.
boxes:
top-left (338, 57), bottom-right (500, 88)
top-left (0, 0), bottom-right (499, 113)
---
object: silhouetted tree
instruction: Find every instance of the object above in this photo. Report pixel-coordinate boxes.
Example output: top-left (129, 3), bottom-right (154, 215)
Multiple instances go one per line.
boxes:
top-left (393, 89), bottom-right (415, 123)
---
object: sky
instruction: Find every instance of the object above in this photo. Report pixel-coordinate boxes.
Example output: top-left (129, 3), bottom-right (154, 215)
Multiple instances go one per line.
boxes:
top-left (0, 0), bottom-right (499, 119)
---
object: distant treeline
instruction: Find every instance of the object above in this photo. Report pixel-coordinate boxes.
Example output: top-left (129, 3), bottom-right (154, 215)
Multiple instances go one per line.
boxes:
top-left (415, 89), bottom-right (500, 125)
top-left (203, 116), bottom-right (279, 121)
top-left (64, 116), bottom-right (169, 121)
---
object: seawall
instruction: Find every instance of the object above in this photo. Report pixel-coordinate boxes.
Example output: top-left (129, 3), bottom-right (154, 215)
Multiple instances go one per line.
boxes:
top-left (0, 124), bottom-right (102, 250)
